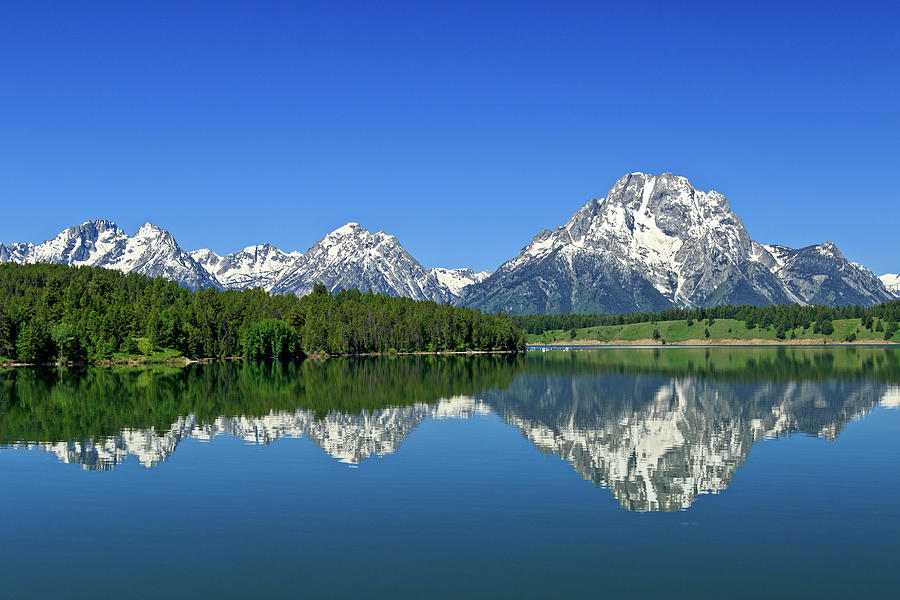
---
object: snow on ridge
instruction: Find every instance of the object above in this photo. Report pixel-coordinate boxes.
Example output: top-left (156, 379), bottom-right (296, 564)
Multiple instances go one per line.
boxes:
top-left (761, 244), bottom-right (792, 270)
top-left (190, 248), bottom-right (222, 263)
top-left (267, 222), bottom-right (456, 302)
top-left (817, 241), bottom-right (841, 258)
top-left (1, 220), bottom-right (219, 290)
top-left (430, 267), bottom-right (492, 298)
top-left (192, 243), bottom-right (304, 292)
top-left (879, 273), bottom-right (900, 296)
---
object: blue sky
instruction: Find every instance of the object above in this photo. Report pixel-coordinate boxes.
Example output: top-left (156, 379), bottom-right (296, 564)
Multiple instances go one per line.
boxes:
top-left (1, 1), bottom-right (898, 273)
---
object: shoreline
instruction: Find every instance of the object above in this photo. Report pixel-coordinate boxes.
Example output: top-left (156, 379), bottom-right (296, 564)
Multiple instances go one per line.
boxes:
top-left (305, 349), bottom-right (521, 359)
top-left (528, 338), bottom-right (899, 347)
top-left (0, 349), bottom-right (523, 369)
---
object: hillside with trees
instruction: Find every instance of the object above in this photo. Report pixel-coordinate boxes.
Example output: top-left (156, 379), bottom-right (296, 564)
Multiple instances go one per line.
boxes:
top-left (0, 263), bottom-right (524, 364)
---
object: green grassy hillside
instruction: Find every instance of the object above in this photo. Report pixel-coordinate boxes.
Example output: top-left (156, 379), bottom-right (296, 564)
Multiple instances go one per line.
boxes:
top-left (528, 318), bottom-right (900, 345)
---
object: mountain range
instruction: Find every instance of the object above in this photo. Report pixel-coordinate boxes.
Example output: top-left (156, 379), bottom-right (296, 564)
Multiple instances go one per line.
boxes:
top-left (1, 173), bottom-right (895, 314)
top-left (465, 173), bottom-right (895, 312)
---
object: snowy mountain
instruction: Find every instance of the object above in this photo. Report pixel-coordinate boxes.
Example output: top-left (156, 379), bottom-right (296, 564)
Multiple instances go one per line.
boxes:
top-left (759, 242), bottom-right (894, 306)
top-left (1, 177), bottom-right (893, 310)
top-left (8, 219), bottom-right (127, 266)
top-left (0, 220), bottom-right (220, 290)
top-left (464, 173), bottom-right (893, 314)
top-left (0, 242), bottom-right (33, 263)
top-left (93, 223), bottom-right (222, 290)
top-left (430, 267), bottom-right (492, 301)
top-left (191, 227), bottom-right (483, 300)
top-left (269, 223), bottom-right (452, 302)
top-left (0, 220), bottom-right (469, 300)
top-left (190, 244), bottom-right (303, 291)
top-left (880, 274), bottom-right (900, 297)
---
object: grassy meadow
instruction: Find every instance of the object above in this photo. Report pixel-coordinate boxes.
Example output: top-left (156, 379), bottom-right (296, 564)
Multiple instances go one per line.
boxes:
top-left (528, 318), bottom-right (900, 345)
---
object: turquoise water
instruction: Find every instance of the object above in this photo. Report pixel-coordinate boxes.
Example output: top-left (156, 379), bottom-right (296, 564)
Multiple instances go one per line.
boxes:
top-left (1, 348), bottom-right (899, 598)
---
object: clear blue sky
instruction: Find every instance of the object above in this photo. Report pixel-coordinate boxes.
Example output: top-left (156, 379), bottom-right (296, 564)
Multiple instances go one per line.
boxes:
top-left (1, 1), bottom-right (898, 273)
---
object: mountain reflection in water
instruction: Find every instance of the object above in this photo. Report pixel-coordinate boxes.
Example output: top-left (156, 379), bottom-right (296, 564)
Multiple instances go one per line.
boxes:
top-left (2, 348), bottom-right (898, 512)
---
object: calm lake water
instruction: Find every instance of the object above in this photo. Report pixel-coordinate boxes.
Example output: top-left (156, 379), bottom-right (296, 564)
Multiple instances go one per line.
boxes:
top-left (2, 348), bottom-right (899, 598)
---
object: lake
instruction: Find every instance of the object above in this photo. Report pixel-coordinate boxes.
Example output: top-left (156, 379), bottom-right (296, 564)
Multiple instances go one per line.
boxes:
top-left (2, 348), bottom-right (899, 598)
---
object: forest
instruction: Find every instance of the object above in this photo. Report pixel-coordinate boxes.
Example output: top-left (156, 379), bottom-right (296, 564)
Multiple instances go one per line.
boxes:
top-left (512, 301), bottom-right (900, 340)
top-left (0, 263), bottom-right (525, 363)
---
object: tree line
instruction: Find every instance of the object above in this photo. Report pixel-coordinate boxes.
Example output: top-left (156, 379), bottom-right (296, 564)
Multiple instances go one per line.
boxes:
top-left (0, 263), bottom-right (525, 363)
top-left (511, 301), bottom-right (900, 340)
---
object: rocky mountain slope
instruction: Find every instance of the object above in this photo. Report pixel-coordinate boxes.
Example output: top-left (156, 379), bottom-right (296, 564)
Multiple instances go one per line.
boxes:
top-left (190, 244), bottom-right (303, 291)
top-left (464, 173), bottom-right (893, 313)
top-left (762, 242), bottom-right (894, 306)
top-left (269, 223), bottom-right (454, 302)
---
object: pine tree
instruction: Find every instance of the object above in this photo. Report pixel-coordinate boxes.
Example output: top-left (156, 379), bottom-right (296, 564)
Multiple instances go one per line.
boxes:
top-left (0, 307), bottom-right (11, 358)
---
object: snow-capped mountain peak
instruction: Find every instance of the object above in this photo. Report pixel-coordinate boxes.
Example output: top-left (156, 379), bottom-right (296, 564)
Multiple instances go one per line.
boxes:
top-left (817, 241), bottom-right (842, 259)
top-left (25, 219), bottom-right (128, 266)
top-left (466, 172), bottom-right (785, 314)
top-left (759, 241), bottom-right (892, 306)
top-left (879, 273), bottom-right (900, 297)
top-left (270, 222), bottom-right (452, 302)
top-left (191, 243), bottom-right (303, 291)
top-left (330, 222), bottom-right (363, 236)
top-left (465, 172), bottom-right (893, 314)
top-left (91, 223), bottom-right (220, 290)
top-left (190, 248), bottom-right (222, 265)
top-left (1, 220), bottom-right (218, 290)
top-left (430, 267), bottom-right (493, 299)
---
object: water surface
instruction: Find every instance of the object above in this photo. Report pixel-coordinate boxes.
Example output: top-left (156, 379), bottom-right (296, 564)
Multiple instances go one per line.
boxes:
top-left (2, 348), bottom-right (899, 597)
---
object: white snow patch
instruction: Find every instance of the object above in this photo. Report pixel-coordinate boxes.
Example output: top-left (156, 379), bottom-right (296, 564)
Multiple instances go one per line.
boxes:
top-left (879, 273), bottom-right (900, 296)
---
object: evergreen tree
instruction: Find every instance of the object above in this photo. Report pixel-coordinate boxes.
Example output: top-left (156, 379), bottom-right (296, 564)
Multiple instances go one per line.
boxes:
top-left (16, 321), bottom-right (53, 363)
top-left (0, 307), bottom-right (11, 358)
top-left (52, 323), bottom-right (85, 362)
